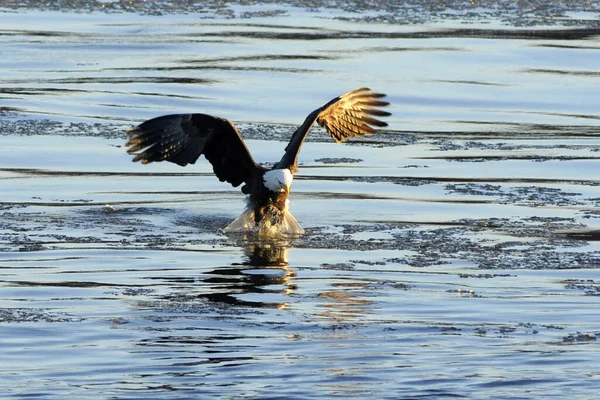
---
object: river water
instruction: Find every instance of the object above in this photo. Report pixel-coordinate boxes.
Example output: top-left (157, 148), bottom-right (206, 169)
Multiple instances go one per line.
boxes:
top-left (1, 2), bottom-right (600, 398)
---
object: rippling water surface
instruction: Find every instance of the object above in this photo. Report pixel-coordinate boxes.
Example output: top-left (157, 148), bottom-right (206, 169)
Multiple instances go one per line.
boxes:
top-left (1, 2), bottom-right (600, 398)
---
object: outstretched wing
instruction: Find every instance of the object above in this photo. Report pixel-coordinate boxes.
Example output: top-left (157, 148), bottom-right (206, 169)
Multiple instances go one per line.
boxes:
top-left (125, 113), bottom-right (261, 188)
top-left (278, 87), bottom-right (391, 170)
top-left (316, 87), bottom-right (390, 143)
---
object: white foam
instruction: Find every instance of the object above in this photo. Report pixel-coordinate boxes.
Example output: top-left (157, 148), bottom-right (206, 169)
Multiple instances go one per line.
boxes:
top-left (223, 204), bottom-right (305, 236)
top-left (263, 169), bottom-right (293, 192)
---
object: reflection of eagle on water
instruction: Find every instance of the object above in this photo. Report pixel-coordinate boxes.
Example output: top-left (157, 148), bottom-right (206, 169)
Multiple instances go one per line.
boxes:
top-left (125, 88), bottom-right (390, 235)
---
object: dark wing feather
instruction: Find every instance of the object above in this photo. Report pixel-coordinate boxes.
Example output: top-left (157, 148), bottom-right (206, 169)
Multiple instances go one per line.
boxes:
top-left (316, 87), bottom-right (391, 143)
top-left (125, 113), bottom-right (261, 188)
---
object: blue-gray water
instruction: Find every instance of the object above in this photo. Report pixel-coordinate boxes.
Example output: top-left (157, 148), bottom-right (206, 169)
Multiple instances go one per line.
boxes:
top-left (1, 2), bottom-right (600, 399)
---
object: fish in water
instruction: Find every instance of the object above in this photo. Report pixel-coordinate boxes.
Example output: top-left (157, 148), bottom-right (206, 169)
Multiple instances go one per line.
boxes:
top-left (125, 87), bottom-right (391, 235)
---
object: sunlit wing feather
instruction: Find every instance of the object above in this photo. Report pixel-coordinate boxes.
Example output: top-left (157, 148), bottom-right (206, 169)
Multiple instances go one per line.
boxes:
top-left (278, 87), bottom-right (391, 171)
top-left (316, 87), bottom-right (391, 143)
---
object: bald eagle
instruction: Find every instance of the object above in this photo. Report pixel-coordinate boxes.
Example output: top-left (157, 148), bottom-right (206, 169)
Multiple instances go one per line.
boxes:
top-left (125, 87), bottom-right (390, 235)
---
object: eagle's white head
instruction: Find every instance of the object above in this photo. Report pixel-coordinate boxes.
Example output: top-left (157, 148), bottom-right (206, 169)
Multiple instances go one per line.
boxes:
top-left (263, 168), bottom-right (293, 193)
